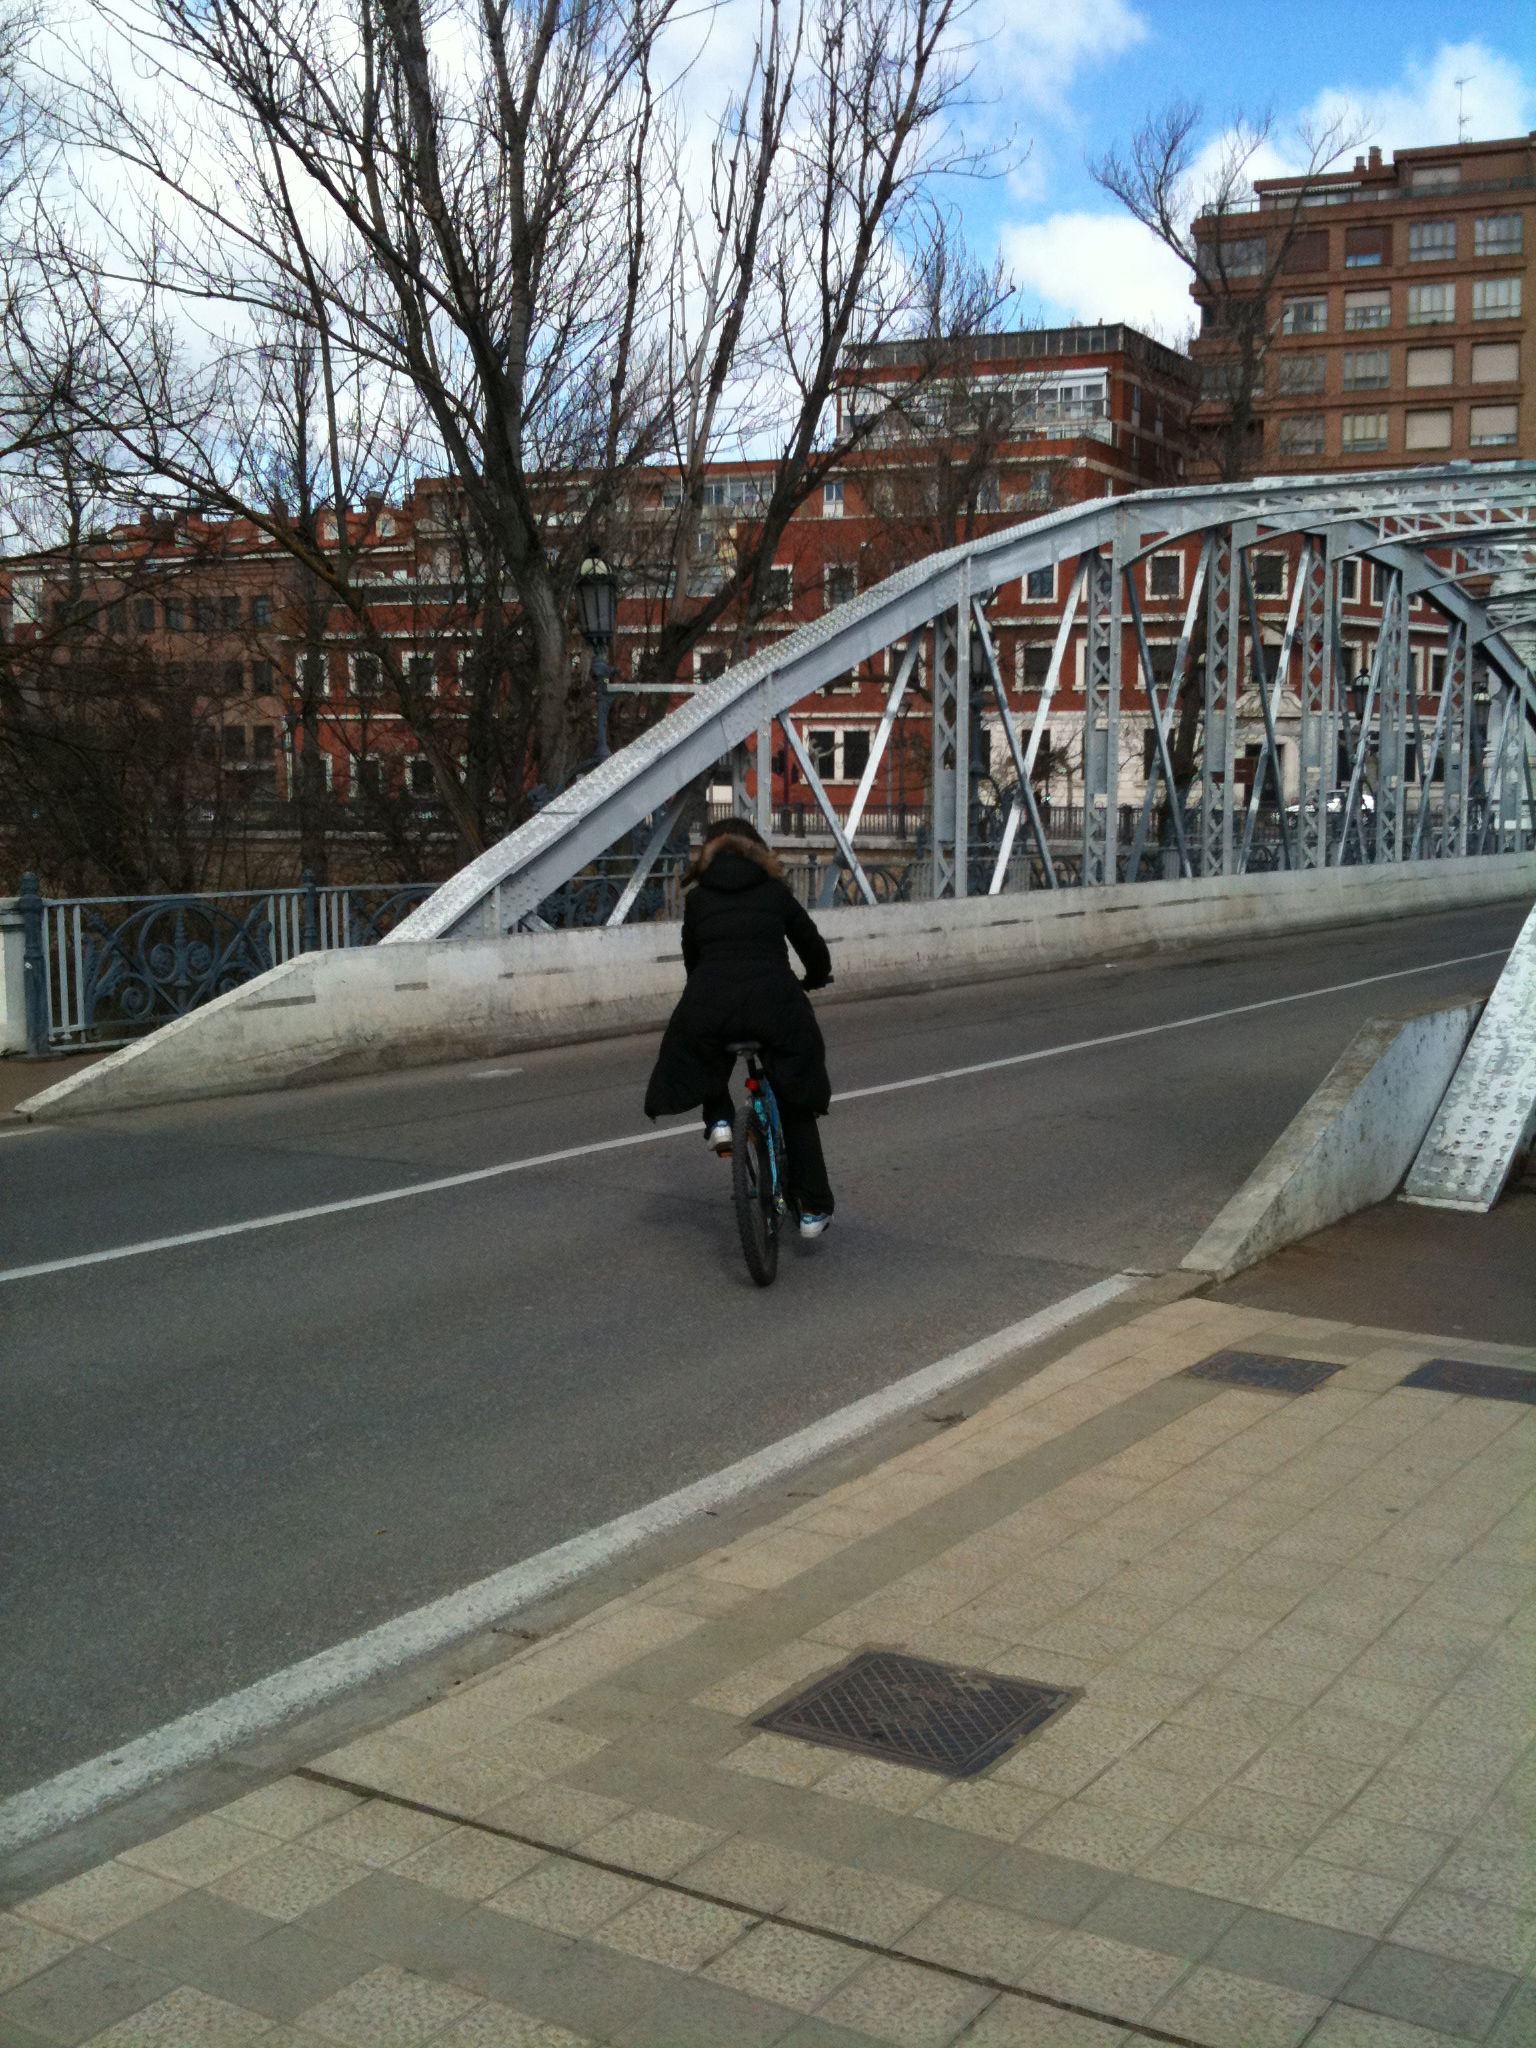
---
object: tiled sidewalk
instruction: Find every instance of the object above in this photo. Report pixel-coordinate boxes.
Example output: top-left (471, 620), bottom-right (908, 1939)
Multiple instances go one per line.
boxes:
top-left (4, 1298), bottom-right (1535, 2047)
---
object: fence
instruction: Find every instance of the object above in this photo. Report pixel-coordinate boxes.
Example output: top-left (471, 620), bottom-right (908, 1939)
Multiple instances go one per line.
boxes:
top-left (15, 872), bottom-right (435, 1054)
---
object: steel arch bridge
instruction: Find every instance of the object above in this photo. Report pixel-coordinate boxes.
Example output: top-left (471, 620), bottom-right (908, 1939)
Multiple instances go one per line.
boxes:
top-left (388, 463), bottom-right (1536, 946)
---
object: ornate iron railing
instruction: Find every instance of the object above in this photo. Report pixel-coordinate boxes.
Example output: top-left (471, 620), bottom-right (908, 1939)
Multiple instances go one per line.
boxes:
top-left (16, 872), bottom-right (436, 1053)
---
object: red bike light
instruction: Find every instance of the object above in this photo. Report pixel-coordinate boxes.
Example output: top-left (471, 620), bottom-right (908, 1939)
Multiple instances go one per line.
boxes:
top-left (746, 1078), bottom-right (759, 1094)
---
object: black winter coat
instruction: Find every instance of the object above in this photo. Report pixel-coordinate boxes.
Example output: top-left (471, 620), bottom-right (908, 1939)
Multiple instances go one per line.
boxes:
top-left (643, 839), bottom-right (833, 1119)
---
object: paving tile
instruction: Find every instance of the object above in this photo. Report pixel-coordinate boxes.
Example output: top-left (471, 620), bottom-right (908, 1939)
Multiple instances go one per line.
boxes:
top-left (390, 1904), bottom-right (576, 2004)
top-left (296, 1961), bottom-right (482, 2044)
top-left (301, 1801), bottom-right (457, 1869)
top-left (0, 2015), bottom-right (57, 2048)
top-left (487, 1861), bottom-right (646, 1937)
top-left (1306, 2011), bottom-right (1477, 2048)
top-left (1259, 1856), bottom-right (1416, 1937)
top-left (608, 1971), bottom-right (801, 2046)
top-left (179, 1924), bottom-right (371, 2022)
top-left (960, 1846), bottom-right (1119, 1926)
top-left (705, 1924), bottom-right (867, 2011)
top-left (1078, 1876), bottom-right (1239, 1960)
top-left (1485, 1981), bottom-right (1536, 2048)
top-left (0, 1920), bottom-right (76, 1999)
top-left (14, 1866), bottom-right (184, 1945)
top-left (390, 1829), bottom-right (547, 1904)
top-left (0, 1946), bottom-right (174, 2046)
top-left (1014, 1930), bottom-right (1186, 2023)
top-left (816, 1957), bottom-right (992, 2047)
top-left (479, 1785), bottom-right (630, 1849)
top-left (812, 1759), bottom-right (941, 1815)
top-left (1342, 1942), bottom-right (1518, 2038)
top-left (576, 1809), bottom-right (726, 1878)
top-left (1388, 1888), bottom-right (1536, 1974)
top-left (953, 1992), bottom-right (1132, 2043)
top-left (1238, 1747), bottom-right (1376, 1809)
top-left (769, 2021), bottom-right (891, 2048)
top-left (592, 1888), bottom-right (756, 1970)
top-left (1022, 1802), bottom-right (1173, 1873)
top-left (1136, 1830), bottom-right (1295, 1905)
top-left (1434, 1842), bottom-right (1536, 1912)
top-left (205, 1841), bottom-right (370, 1921)
top-left (1148, 1964), bottom-right (1325, 2048)
top-left (914, 1781), bottom-right (1057, 1844)
top-left (432, 2005), bottom-right (592, 2047)
top-left (676, 1839), bottom-right (832, 1915)
top-left (217, 1780), bottom-right (364, 1841)
top-left (506, 1943), bottom-right (679, 2041)
top-left (1349, 1773), bottom-right (1492, 1834)
top-left (80, 1984), bottom-right (275, 2044)
top-left (784, 1871), bottom-right (941, 1947)
top-left (115, 1817), bottom-right (270, 1889)
top-left (844, 1818), bottom-right (1002, 1894)
top-left (1185, 1785), bottom-right (1333, 1851)
top-left (1207, 1906), bottom-right (1373, 1999)
top-left (1075, 1762), bottom-right (1216, 1827)
top-left (102, 1890), bottom-right (278, 1974)
top-left (896, 1899), bottom-right (1056, 1984)
top-left (1305, 1815), bottom-right (1452, 1887)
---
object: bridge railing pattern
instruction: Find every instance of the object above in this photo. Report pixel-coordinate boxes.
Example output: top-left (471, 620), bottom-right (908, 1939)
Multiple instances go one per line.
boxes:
top-left (15, 873), bottom-right (435, 1054)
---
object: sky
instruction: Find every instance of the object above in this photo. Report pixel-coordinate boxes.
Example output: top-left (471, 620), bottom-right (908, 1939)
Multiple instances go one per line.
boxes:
top-left (828, 0), bottom-right (1534, 346)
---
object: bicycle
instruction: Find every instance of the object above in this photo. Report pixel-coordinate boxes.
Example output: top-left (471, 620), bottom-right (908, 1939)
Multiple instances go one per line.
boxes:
top-left (727, 1040), bottom-right (788, 1287)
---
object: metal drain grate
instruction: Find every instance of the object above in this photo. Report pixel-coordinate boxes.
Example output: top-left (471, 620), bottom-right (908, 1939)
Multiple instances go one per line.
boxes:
top-left (755, 1650), bottom-right (1077, 1779)
top-left (1401, 1358), bottom-right (1536, 1404)
top-left (1185, 1350), bottom-right (1343, 1395)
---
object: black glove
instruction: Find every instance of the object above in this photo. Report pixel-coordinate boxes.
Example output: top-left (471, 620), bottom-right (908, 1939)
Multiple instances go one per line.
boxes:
top-left (800, 973), bottom-right (833, 991)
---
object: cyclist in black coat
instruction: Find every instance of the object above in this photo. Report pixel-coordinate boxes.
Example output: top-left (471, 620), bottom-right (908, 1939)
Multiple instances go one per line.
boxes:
top-left (644, 818), bottom-right (836, 1235)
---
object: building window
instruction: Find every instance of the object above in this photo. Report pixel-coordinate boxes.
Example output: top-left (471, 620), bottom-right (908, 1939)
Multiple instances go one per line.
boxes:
top-left (1343, 289), bottom-right (1391, 330)
top-left (1277, 413), bottom-right (1326, 457)
top-left (193, 597), bottom-right (216, 632)
top-left (1251, 553), bottom-right (1286, 597)
top-left (1474, 214), bottom-right (1523, 258)
top-left (406, 757), bottom-right (435, 796)
top-left (352, 652), bottom-right (382, 697)
top-left (163, 598), bottom-right (184, 632)
top-left (1024, 566), bottom-right (1054, 601)
top-left (818, 670), bottom-right (859, 696)
top-left (221, 725), bottom-right (247, 763)
top-left (1406, 283), bottom-right (1454, 325)
top-left (222, 660), bottom-right (245, 694)
top-left (1215, 236), bottom-right (1267, 277)
top-left (251, 660), bottom-right (273, 694)
top-left (220, 595), bottom-right (241, 630)
top-left (1281, 295), bottom-right (1328, 336)
top-left (1341, 412), bottom-right (1389, 453)
top-left (1020, 643), bottom-right (1053, 690)
top-left (1342, 349), bottom-right (1390, 391)
top-left (842, 729), bottom-right (872, 782)
top-left (253, 726), bottom-right (275, 762)
top-left (824, 563), bottom-right (856, 610)
top-left (1410, 164), bottom-right (1460, 192)
top-left (1471, 341), bottom-right (1519, 383)
top-left (1344, 225), bottom-right (1390, 268)
top-left (297, 650), bottom-right (328, 695)
top-left (106, 600), bottom-right (125, 633)
top-left (763, 565), bottom-right (794, 611)
top-left (1472, 278), bottom-right (1522, 322)
top-left (1276, 354), bottom-right (1326, 395)
top-left (809, 728), bottom-right (838, 780)
top-left (251, 594), bottom-right (272, 627)
top-left (406, 652), bottom-right (436, 694)
top-left (1281, 230), bottom-right (1329, 274)
top-left (1469, 403), bottom-right (1519, 448)
top-left (376, 513), bottom-right (396, 538)
top-left (1370, 563), bottom-right (1390, 606)
top-left (1404, 409), bottom-right (1453, 452)
top-left (1147, 553), bottom-right (1182, 600)
top-left (1408, 219), bottom-right (1456, 263)
top-left (1337, 558), bottom-right (1360, 602)
top-left (1406, 345), bottom-right (1454, 387)
top-left (822, 480), bottom-right (845, 518)
top-left (135, 597), bottom-right (156, 631)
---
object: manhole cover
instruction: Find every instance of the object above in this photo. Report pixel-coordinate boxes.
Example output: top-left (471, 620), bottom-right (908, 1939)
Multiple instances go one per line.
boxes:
top-left (1185, 1350), bottom-right (1342, 1394)
top-left (755, 1650), bottom-right (1077, 1779)
top-left (1401, 1358), bottom-right (1536, 1404)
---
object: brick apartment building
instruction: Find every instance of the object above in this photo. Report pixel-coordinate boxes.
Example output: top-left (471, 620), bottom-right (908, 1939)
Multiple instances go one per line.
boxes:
top-left (1192, 133), bottom-right (1533, 474)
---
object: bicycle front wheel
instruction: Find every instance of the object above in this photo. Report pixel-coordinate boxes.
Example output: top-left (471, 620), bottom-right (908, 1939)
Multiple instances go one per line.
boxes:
top-left (731, 1102), bottom-right (779, 1287)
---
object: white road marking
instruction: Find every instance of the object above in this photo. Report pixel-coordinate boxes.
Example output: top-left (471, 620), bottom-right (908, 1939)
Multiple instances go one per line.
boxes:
top-left (0, 1272), bottom-right (1137, 1854)
top-left (0, 947), bottom-right (1506, 1287)
top-left (468, 1067), bottom-right (525, 1079)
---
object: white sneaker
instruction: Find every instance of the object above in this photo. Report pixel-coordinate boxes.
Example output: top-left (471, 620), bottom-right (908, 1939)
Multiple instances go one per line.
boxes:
top-left (706, 1120), bottom-right (733, 1156)
top-left (798, 1211), bottom-right (832, 1240)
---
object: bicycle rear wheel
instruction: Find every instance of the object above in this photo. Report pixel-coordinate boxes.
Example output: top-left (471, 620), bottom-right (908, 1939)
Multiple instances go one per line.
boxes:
top-left (731, 1101), bottom-right (779, 1286)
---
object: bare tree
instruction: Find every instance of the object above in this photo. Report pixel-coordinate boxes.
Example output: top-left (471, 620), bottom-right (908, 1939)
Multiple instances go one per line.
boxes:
top-left (1091, 100), bottom-right (1357, 481)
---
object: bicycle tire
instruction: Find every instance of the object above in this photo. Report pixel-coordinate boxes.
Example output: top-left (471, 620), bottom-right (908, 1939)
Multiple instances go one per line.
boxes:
top-left (731, 1100), bottom-right (779, 1287)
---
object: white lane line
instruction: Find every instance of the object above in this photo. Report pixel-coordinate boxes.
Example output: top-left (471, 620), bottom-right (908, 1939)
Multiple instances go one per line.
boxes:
top-left (0, 1272), bottom-right (1138, 1854)
top-left (0, 947), bottom-right (1506, 1287)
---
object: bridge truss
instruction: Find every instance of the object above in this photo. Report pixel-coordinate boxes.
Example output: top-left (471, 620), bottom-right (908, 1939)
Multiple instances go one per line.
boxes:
top-left (389, 464), bottom-right (1536, 945)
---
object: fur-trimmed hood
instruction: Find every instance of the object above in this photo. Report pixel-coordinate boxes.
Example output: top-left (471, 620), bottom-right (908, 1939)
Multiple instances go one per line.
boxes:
top-left (684, 832), bottom-right (784, 888)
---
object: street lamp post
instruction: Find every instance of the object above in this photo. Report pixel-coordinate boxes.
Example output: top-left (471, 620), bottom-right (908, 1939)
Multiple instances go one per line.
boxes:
top-left (575, 556), bottom-right (618, 761)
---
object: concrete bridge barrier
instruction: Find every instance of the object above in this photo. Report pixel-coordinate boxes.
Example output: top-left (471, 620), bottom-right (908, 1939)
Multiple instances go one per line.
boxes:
top-left (13, 854), bottom-right (1536, 1121)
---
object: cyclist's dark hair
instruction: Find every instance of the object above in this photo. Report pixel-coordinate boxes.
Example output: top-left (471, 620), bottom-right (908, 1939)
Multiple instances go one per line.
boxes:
top-left (701, 815), bottom-right (766, 848)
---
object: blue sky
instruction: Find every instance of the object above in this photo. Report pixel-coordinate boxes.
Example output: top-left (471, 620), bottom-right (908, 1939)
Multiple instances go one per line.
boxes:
top-left (955, 0), bottom-right (1535, 341)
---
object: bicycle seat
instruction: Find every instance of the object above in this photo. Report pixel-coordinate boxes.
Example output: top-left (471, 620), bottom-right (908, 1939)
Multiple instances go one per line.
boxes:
top-left (726, 1040), bottom-right (762, 1056)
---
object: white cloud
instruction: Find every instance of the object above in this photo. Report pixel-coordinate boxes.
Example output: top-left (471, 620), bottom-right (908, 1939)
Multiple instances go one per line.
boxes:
top-left (999, 210), bottom-right (1192, 339)
top-left (1303, 40), bottom-right (1533, 156)
top-left (970, 0), bottom-right (1149, 115)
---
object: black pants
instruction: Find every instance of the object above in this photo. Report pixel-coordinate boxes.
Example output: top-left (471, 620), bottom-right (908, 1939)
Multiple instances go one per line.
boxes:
top-left (703, 1094), bottom-right (834, 1214)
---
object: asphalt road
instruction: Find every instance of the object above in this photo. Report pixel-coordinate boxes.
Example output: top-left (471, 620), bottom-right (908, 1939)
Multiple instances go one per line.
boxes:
top-left (1, 901), bottom-right (1522, 1803)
